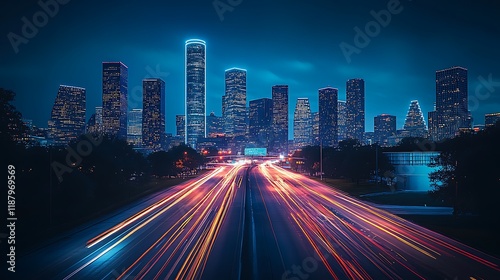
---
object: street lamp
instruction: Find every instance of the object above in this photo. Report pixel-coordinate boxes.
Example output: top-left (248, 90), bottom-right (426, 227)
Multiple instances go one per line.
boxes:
top-left (320, 140), bottom-right (323, 181)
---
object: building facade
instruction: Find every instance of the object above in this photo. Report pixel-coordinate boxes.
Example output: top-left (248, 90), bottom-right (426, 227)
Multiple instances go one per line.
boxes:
top-left (223, 68), bottom-right (247, 137)
top-left (346, 78), bottom-right (365, 142)
top-left (337, 100), bottom-right (347, 142)
top-left (485, 112), bottom-right (500, 127)
top-left (127, 108), bottom-right (142, 147)
top-left (429, 66), bottom-right (470, 141)
top-left (142, 78), bottom-right (165, 151)
top-left (207, 112), bottom-right (224, 138)
top-left (293, 98), bottom-right (312, 148)
top-left (374, 114), bottom-right (396, 147)
top-left (185, 39), bottom-right (206, 149)
top-left (49, 85), bottom-right (86, 145)
top-left (272, 85), bottom-right (289, 154)
top-left (403, 100), bottom-right (427, 138)
top-left (102, 62), bottom-right (128, 138)
top-left (249, 98), bottom-right (273, 148)
top-left (176, 115), bottom-right (185, 139)
top-left (319, 87), bottom-right (338, 147)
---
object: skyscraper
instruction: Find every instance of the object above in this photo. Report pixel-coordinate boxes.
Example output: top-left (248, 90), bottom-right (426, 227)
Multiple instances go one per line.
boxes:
top-left (185, 39), bottom-right (206, 149)
top-left (430, 66), bottom-right (470, 141)
top-left (249, 98), bottom-right (273, 148)
top-left (207, 112), bottom-right (224, 137)
top-left (127, 108), bottom-right (142, 146)
top-left (176, 115), bottom-right (185, 139)
top-left (293, 98), bottom-right (312, 148)
top-left (485, 112), bottom-right (500, 127)
top-left (319, 87), bottom-right (338, 147)
top-left (142, 78), bottom-right (165, 151)
top-left (102, 62), bottom-right (128, 138)
top-left (346, 78), bottom-right (365, 142)
top-left (48, 85), bottom-right (86, 145)
top-left (374, 114), bottom-right (396, 147)
top-left (337, 100), bottom-right (347, 142)
top-left (223, 68), bottom-right (247, 137)
top-left (86, 106), bottom-right (103, 134)
top-left (403, 100), bottom-right (427, 138)
top-left (272, 85), bottom-right (289, 154)
top-left (312, 112), bottom-right (319, 146)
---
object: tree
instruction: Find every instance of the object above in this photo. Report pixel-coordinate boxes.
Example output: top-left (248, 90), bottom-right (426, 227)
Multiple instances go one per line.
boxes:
top-left (430, 124), bottom-right (500, 218)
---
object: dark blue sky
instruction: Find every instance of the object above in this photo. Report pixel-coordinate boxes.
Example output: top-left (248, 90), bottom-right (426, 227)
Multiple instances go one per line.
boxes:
top-left (1, 0), bottom-right (499, 137)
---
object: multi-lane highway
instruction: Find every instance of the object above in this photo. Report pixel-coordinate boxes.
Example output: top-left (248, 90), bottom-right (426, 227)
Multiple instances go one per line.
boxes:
top-left (18, 163), bottom-right (500, 279)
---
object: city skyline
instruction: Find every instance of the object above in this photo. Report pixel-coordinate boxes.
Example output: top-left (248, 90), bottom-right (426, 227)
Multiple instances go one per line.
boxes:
top-left (2, 1), bottom-right (499, 139)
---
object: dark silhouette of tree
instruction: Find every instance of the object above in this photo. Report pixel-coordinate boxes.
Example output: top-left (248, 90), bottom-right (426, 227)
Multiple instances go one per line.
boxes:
top-left (430, 124), bottom-right (500, 219)
top-left (148, 151), bottom-right (175, 177)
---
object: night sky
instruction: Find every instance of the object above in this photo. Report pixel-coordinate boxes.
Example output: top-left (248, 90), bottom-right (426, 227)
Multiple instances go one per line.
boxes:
top-left (1, 0), bottom-right (499, 137)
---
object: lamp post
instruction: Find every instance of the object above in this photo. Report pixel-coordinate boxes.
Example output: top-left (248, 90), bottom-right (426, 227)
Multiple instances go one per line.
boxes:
top-left (375, 143), bottom-right (379, 186)
top-left (320, 141), bottom-right (323, 181)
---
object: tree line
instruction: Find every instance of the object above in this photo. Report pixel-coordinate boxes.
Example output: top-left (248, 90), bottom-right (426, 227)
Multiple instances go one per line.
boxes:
top-left (0, 88), bottom-right (206, 249)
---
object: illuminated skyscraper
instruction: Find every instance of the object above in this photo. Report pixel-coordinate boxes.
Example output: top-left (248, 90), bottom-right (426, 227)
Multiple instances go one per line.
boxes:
top-left (337, 100), bottom-right (347, 142)
top-left (272, 85), bottom-right (289, 154)
top-left (249, 98), bottom-right (273, 148)
top-left (293, 98), bottom-right (312, 148)
top-left (207, 112), bottom-right (224, 137)
top-left (176, 115), bottom-right (185, 139)
top-left (223, 68), bottom-right (247, 137)
top-left (374, 114), bottom-right (396, 147)
top-left (312, 112), bottom-right (319, 145)
top-left (430, 66), bottom-right (470, 141)
top-left (49, 85), bottom-right (86, 145)
top-left (346, 78), bottom-right (365, 142)
top-left (86, 106), bottom-right (103, 134)
top-left (142, 78), bottom-right (165, 151)
top-left (185, 39), bottom-right (206, 149)
top-left (127, 109), bottom-right (142, 146)
top-left (102, 62), bottom-right (128, 138)
top-left (319, 87), bottom-right (338, 147)
top-left (485, 112), bottom-right (500, 127)
top-left (403, 100), bottom-right (427, 138)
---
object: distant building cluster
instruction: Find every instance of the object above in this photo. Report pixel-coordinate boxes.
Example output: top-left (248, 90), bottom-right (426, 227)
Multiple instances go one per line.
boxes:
top-left (32, 40), bottom-right (496, 155)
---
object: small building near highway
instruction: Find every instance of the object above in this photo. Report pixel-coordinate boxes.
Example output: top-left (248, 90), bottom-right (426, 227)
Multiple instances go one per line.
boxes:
top-left (384, 152), bottom-right (440, 191)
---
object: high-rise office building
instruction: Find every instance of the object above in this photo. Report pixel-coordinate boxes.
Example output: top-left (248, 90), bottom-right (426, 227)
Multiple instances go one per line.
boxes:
top-left (207, 112), bottom-right (224, 137)
top-left (429, 66), bottom-right (470, 141)
top-left (127, 109), bottom-right (142, 146)
top-left (185, 39), bottom-right (206, 149)
top-left (337, 100), bottom-right (347, 142)
top-left (346, 78), bottom-right (365, 142)
top-left (142, 78), bottom-right (165, 151)
top-left (249, 98), bottom-right (273, 148)
top-left (86, 106), bottom-right (103, 134)
top-left (312, 112), bottom-right (319, 146)
top-left (48, 85), bottom-right (86, 145)
top-left (485, 112), bottom-right (500, 127)
top-left (176, 115), bottom-right (185, 139)
top-left (293, 98), bottom-right (312, 148)
top-left (102, 62), bottom-right (128, 138)
top-left (374, 114), bottom-right (396, 147)
top-left (223, 68), bottom-right (247, 137)
top-left (272, 85), bottom-right (289, 154)
top-left (319, 87), bottom-right (338, 147)
top-left (403, 100), bottom-right (427, 138)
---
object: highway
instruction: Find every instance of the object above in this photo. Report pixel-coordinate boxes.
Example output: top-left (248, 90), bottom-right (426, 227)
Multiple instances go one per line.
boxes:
top-left (17, 163), bottom-right (500, 279)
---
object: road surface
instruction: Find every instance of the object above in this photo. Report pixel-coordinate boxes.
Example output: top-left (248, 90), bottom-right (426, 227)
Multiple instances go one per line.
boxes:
top-left (16, 163), bottom-right (500, 279)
